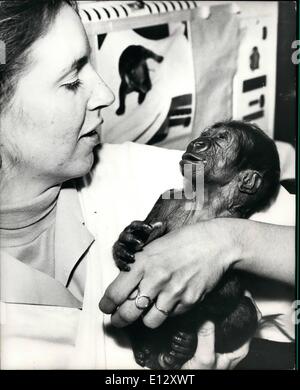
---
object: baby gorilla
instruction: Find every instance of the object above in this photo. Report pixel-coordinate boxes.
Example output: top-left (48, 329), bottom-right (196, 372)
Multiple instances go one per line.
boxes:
top-left (113, 120), bottom-right (280, 369)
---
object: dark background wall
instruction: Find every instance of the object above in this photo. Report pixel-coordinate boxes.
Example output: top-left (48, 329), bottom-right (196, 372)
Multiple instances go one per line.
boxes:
top-left (274, 1), bottom-right (297, 146)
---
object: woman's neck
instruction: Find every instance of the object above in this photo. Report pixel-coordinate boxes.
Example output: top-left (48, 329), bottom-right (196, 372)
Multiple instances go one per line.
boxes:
top-left (0, 169), bottom-right (62, 206)
top-left (0, 184), bottom-right (61, 230)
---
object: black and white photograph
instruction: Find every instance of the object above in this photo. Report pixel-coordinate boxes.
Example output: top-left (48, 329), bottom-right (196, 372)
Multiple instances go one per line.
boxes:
top-left (0, 0), bottom-right (297, 372)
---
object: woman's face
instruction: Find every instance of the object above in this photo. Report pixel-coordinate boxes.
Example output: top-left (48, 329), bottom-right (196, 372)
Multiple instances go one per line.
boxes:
top-left (0, 4), bottom-right (114, 186)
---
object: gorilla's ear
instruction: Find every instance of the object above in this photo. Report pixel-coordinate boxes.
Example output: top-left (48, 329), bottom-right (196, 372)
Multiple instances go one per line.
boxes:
top-left (237, 170), bottom-right (263, 195)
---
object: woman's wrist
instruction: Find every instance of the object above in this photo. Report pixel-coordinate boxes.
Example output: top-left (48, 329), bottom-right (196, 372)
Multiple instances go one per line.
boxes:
top-left (210, 218), bottom-right (246, 271)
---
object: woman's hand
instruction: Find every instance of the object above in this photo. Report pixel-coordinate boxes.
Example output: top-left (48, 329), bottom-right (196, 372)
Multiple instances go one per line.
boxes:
top-left (99, 219), bottom-right (239, 328)
top-left (181, 321), bottom-right (250, 370)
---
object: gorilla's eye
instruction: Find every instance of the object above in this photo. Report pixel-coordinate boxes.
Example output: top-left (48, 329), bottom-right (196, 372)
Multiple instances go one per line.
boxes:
top-left (217, 132), bottom-right (228, 140)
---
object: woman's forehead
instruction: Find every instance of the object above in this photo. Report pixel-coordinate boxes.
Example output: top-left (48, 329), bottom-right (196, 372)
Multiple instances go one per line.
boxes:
top-left (27, 4), bottom-right (89, 80)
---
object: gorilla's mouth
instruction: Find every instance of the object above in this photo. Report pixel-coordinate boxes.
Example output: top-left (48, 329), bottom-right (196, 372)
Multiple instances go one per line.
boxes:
top-left (181, 152), bottom-right (207, 165)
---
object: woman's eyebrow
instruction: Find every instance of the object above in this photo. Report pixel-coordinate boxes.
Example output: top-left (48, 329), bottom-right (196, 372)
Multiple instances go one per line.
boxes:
top-left (57, 52), bottom-right (90, 82)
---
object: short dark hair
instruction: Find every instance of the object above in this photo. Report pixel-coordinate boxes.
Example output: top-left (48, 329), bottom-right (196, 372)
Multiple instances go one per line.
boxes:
top-left (212, 120), bottom-right (281, 217)
top-left (0, 0), bottom-right (77, 111)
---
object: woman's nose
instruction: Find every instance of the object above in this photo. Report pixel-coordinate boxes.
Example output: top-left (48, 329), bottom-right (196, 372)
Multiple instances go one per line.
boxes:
top-left (87, 75), bottom-right (115, 111)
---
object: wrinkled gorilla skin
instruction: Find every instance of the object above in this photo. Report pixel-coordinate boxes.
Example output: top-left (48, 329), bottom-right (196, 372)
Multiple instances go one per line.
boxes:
top-left (116, 45), bottom-right (164, 116)
top-left (113, 120), bottom-right (280, 369)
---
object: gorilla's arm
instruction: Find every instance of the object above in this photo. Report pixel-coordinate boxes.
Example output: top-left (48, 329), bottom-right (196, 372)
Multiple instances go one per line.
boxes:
top-left (113, 190), bottom-right (188, 271)
top-left (113, 194), bottom-right (170, 271)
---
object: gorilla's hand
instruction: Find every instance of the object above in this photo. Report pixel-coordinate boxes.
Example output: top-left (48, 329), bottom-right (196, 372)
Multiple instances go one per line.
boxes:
top-left (159, 330), bottom-right (197, 369)
top-left (113, 220), bottom-right (165, 271)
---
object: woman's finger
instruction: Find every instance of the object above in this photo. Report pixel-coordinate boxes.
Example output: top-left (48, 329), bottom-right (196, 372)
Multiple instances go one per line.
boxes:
top-left (181, 321), bottom-right (216, 369)
top-left (110, 299), bottom-right (146, 328)
top-left (142, 290), bottom-right (178, 328)
top-left (99, 266), bottom-right (143, 314)
top-left (110, 282), bottom-right (159, 327)
top-left (215, 339), bottom-right (251, 370)
top-left (109, 270), bottom-right (172, 327)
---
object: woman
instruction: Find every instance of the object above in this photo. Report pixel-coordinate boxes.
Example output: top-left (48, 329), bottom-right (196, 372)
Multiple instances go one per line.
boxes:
top-left (0, 0), bottom-right (295, 369)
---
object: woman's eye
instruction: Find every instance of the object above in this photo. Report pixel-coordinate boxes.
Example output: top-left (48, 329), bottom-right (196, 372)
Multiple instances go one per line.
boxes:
top-left (63, 79), bottom-right (82, 92)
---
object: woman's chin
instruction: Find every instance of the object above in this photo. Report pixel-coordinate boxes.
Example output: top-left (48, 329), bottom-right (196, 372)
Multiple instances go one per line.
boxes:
top-left (59, 154), bottom-right (95, 182)
top-left (76, 154), bottom-right (95, 177)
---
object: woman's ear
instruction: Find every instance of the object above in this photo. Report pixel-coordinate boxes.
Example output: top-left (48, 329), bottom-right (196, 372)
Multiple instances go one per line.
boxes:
top-left (237, 170), bottom-right (263, 194)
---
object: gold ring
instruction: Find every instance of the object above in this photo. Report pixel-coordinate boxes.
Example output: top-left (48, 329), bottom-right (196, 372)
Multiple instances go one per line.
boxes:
top-left (135, 292), bottom-right (152, 310)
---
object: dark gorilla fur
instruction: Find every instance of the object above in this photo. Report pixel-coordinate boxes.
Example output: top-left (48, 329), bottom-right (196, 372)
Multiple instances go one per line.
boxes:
top-left (113, 120), bottom-right (281, 369)
top-left (115, 45), bottom-right (163, 116)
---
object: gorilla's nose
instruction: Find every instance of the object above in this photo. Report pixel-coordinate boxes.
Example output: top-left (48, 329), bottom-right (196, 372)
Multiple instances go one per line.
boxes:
top-left (194, 138), bottom-right (211, 152)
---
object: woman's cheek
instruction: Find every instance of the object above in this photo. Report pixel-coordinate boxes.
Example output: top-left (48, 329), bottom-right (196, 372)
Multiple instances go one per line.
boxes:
top-left (64, 94), bottom-right (88, 133)
top-left (52, 103), bottom-right (85, 142)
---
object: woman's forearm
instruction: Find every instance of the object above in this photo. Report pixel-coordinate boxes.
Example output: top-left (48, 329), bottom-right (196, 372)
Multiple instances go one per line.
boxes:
top-left (100, 218), bottom-right (295, 326)
top-left (222, 218), bottom-right (295, 285)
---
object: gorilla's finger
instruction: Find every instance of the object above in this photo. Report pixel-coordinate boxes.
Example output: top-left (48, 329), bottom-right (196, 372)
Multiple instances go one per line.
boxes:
top-left (168, 349), bottom-right (190, 360)
top-left (115, 259), bottom-right (131, 272)
top-left (161, 353), bottom-right (175, 367)
top-left (172, 336), bottom-right (192, 348)
top-left (172, 332), bottom-right (197, 346)
top-left (171, 339), bottom-right (194, 352)
top-left (113, 243), bottom-right (135, 263)
top-left (134, 346), bottom-right (152, 365)
top-left (146, 221), bottom-right (167, 242)
top-left (134, 350), bottom-right (149, 367)
top-left (125, 221), bottom-right (154, 242)
top-left (118, 232), bottom-right (143, 249)
top-left (129, 221), bottom-right (153, 233)
top-left (170, 342), bottom-right (193, 354)
top-left (159, 353), bottom-right (182, 369)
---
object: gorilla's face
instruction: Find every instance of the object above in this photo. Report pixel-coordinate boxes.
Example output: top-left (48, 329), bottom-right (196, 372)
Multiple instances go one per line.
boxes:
top-left (180, 127), bottom-right (242, 185)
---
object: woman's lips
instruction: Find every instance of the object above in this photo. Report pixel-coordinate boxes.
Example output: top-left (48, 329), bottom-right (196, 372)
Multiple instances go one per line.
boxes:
top-left (81, 129), bottom-right (98, 138)
top-left (79, 129), bottom-right (101, 146)
top-left (80, 123), bottom-right (102, 139)
top-left (79, 117), bottom-right (104, 139)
